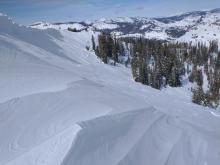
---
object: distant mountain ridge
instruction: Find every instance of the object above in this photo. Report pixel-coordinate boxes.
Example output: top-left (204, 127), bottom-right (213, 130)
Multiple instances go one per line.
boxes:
top-left (30, 8), bottom-right (220, 44)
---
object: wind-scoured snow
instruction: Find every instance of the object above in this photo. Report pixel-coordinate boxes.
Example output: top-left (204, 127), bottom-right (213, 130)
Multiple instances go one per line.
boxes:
top-left (0, 13), bottom-right (220, 165)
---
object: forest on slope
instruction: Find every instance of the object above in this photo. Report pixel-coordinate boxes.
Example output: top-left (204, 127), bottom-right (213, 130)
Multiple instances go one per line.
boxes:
top-left (92, 33), bottom-right (220, 109)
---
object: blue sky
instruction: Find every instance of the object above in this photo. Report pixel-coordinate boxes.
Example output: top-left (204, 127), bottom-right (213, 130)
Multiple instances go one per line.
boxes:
top-left (0, 0), bottom-right (220, 24)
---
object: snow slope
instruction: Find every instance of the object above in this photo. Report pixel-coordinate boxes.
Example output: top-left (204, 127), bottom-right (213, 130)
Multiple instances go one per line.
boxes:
top-left (0, 14), bottom-right (220, 165)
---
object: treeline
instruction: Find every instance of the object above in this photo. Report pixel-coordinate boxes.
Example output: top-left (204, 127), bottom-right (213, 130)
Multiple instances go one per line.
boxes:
top-left (91, 33), bottom-right (220, 109)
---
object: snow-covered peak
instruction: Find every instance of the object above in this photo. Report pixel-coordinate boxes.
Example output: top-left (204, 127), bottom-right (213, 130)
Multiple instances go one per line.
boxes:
top-left (210, 8), bottom-right (220, 13)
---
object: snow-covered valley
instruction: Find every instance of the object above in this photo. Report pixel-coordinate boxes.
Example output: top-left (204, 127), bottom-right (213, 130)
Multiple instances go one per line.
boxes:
top-left (0, 11), bottom-right (220, 165)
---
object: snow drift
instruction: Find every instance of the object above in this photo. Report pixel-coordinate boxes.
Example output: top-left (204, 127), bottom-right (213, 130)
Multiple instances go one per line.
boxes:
top-left (62, 108), bottom-right (220, 165)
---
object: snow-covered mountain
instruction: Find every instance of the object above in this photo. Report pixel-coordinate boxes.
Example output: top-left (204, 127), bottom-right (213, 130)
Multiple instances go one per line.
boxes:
top-left (31, 8), bottom-right (220, 44)
top-left (0, 10), bottom-right (220, 165)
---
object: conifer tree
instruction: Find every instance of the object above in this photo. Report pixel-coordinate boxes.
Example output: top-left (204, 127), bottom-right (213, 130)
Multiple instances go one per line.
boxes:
top-left (92, 35), bottom-right (96, 51)
top-left (112, 38), bottom-right (118, 65)
top-left (131, 56), bottom-right (139, 81)
top-left (192, 87), bottom-right (205, 105)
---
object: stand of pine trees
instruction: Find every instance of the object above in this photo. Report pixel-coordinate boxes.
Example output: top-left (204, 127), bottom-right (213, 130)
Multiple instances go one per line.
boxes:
top-left (93, 33), bottom-right (124, 65)
top-left (92, 33), bottom-right (220, 109)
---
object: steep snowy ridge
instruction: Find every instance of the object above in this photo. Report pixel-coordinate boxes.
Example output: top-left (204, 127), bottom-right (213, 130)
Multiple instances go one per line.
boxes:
top-left (1, 13), bottom-right (220, 165)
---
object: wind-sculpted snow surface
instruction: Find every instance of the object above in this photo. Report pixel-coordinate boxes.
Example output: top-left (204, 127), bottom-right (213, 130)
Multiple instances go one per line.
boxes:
top-left (62, 108), bottom-right (165, 165)
top-left (62, 108), bottom-right (220, 165)
top-left (0, 14), bottom-right (220, 165)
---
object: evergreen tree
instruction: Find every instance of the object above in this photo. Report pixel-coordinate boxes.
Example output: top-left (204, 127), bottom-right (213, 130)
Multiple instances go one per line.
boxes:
top-left (112, 38), bottom-right (118, 65)
top-left (131, 57), bottom-right (139, 81)
top-left (91, 35), bottom-right (96, 51)
top-left (192, 87), bottom-right (205, 105)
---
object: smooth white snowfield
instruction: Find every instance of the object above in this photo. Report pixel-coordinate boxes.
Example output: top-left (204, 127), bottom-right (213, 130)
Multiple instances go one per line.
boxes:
top-left (0, 14), bottom-right (220, 165)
